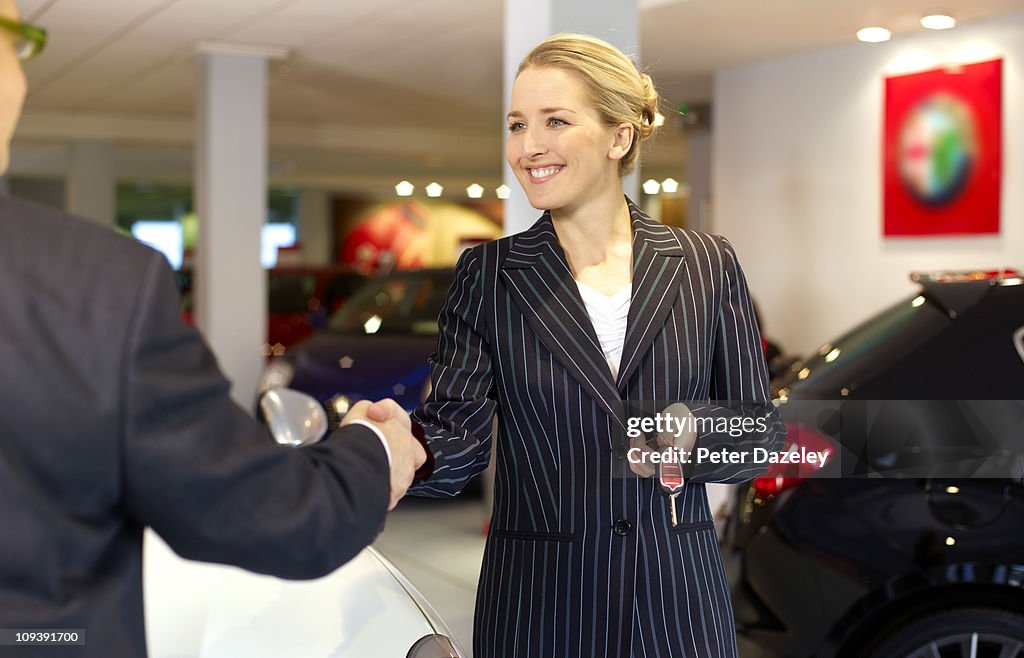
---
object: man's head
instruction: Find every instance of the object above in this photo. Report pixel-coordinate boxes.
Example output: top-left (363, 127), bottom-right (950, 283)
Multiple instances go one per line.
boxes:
top-left (0, 0), bottom-right (28, 174)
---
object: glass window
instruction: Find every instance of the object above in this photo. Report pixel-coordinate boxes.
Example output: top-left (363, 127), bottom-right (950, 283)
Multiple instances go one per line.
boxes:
top-left (780, 294), bottom-right (949, 396)
top-left (327, 272), bottom-right (452, 335)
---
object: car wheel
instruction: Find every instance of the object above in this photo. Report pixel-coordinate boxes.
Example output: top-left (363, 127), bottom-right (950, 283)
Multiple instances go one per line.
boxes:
top-left (867, 607), bottom-right (1024, 658)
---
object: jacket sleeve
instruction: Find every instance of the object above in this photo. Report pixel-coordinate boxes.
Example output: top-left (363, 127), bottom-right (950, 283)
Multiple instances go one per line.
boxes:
top-left (685, 236), bottom-right (787, 484)
top-left (408, 247), bottom-right (498, 497)
top-left (121, 252), bottom-right (390, 580)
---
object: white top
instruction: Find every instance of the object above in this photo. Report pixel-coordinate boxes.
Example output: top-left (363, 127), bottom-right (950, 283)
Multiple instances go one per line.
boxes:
top-left (575, 280), bottom-right (632, 380)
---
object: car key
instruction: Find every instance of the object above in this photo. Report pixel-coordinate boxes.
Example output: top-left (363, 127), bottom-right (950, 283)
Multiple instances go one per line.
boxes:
top-left (658, 455), bottom-right (685, 527)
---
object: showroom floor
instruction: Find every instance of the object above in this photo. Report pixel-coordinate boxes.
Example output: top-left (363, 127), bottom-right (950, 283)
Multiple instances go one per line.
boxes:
top-left (374, 496), bottom-right (488, 656)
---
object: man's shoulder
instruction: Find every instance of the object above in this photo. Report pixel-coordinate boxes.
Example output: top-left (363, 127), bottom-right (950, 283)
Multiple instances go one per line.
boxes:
top-left (0, 195), bottom-right (160, 273)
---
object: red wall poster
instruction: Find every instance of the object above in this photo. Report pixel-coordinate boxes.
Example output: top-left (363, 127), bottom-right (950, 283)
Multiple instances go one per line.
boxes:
top-left (883, 58), bottom-right (1002, 236)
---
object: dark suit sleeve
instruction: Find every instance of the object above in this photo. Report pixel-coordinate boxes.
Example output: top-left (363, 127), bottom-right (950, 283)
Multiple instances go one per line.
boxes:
top-left (685, 237), bottom-right (787, 484)
top-left (120, 253), bottom-right (390, 579)
top-left (408, 248), bottom-right (497, 497)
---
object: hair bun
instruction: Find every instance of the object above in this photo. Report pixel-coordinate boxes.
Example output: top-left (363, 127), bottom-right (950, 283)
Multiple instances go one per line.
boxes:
top-left (637, 73), bottom-right (660, 141)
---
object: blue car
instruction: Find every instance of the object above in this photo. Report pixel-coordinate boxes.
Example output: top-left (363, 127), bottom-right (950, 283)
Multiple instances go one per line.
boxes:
top-left (259, 268), bottom-right (455, 427)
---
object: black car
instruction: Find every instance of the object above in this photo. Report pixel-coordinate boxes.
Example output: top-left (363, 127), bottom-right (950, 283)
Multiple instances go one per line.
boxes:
top-left (263, 267), bottom-right (455, 425)
top-left (728, 269), bottom-right (1024, 658)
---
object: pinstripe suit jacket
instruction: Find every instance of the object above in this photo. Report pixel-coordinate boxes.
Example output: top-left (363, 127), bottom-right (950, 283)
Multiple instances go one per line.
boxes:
top-left (410, 199), bottom-right (784, 658)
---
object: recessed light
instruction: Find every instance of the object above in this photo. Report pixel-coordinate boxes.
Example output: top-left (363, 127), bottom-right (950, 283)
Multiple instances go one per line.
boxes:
top-left (466, 183), bottom-right (484, 199)
top-left (395, 180), bottom-right (414, 197)
top-left (921, 14), bottom-right (956, 30)
top-left (857, 26), bottom-right (892, 43)
top-left (661, 177), bottom-right (680, 194)
top-left (642, 179), bottom-right (660, 194)
top-left (496, 184), bottom-right (511, 200)
top-left (425, 182), bottom-right (443, 198)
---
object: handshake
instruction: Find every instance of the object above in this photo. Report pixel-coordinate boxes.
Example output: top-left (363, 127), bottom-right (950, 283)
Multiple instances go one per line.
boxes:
top-left (340, 399), bottom-right (428, 510)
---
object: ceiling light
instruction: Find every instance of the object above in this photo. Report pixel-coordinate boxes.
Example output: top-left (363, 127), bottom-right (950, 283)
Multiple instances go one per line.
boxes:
top-left (857, 27), bottom-right (892, 43)
top-left (642, 179), bottom-right (660, 194)
top-left (466, 183), bottom-right (484, 199)
top-left (395, 180), bottom-right (414, 197)
top-left (425, 182), bottom-right (443, 198)
top-left (661, 177), bottom-right (680, 194)
top-left (652, 113), bottom-right (665, 127)
top-left (496, 184), bottom-right (511, 200)
top-left (921, 14), bottom-right (956, 30)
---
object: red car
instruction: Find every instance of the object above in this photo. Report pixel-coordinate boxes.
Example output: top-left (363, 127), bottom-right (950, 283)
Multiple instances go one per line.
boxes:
top-left (176, 266), bottom-right (366, 355)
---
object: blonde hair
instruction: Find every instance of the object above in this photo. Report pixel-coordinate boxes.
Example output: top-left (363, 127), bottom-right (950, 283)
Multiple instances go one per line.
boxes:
top-left (517, 33), bottom-right (661, 176)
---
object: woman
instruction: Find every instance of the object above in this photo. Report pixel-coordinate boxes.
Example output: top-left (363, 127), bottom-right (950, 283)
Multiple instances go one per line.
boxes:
top-left (407, 33), bottom-right (783, 658)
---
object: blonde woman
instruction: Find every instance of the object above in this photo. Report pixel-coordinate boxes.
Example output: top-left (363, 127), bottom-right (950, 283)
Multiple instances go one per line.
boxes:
top-left (404, 33), bottom-right (783, 657)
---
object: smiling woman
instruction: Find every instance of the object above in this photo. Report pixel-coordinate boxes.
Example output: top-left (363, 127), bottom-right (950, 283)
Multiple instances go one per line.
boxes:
top-left (512, 33), bottom-right (659, 177)
top-left (505, 34), bottom-right (660, 231)
top-left (405, 32), bottom-right (783, 658)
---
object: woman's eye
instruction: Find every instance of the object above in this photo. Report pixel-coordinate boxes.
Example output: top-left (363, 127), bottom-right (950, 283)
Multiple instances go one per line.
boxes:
top-left (507, 122), bottom-right (525, 132)
top-left (549, 117), bottom-right (568, 127)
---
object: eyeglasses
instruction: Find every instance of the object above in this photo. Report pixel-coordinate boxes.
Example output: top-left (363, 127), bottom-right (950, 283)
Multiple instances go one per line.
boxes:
top-left (0, 16), bottom-right (47, 61)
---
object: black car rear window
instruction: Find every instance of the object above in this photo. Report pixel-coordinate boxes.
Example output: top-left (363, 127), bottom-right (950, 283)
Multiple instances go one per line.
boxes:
top-left (327, 272), bottom-right (453, 335)
top-left (778, 293), bottom-right (950, 396)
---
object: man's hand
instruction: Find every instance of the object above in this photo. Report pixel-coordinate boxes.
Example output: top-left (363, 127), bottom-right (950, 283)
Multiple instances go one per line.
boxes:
top-left (342, 399), bottom-right (426, 510)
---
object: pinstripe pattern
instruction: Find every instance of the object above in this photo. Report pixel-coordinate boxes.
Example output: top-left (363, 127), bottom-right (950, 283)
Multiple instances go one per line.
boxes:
top-left (410, 198), bottom-right (784, 657)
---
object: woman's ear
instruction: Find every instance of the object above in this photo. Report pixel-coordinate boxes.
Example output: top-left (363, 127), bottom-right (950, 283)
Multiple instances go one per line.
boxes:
top-left (608, 123), bottom-right (634, 162)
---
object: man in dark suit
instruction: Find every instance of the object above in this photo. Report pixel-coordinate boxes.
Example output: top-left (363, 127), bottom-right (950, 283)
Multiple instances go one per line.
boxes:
top-left (0, 3), bottom-right (426, 656)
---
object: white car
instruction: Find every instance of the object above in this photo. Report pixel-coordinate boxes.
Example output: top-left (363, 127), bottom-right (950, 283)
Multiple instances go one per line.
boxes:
top-left (144, 389), bottom-right (464, 658)
top-left (144, 530), bottom-right (463, 658)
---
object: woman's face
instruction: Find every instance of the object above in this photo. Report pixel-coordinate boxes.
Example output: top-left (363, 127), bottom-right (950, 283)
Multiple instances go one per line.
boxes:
top-left (506, 66), bottom-right (627, 214)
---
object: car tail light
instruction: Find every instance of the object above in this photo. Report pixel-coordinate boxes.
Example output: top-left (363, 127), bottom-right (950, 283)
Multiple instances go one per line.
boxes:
top-left (909, 267), bottom-right (1020, 283)
top-left (752, 422), bottom-right (837, 499)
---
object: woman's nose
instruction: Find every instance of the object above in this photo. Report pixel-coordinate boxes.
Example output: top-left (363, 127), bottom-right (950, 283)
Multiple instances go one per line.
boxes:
top-left (522, 126), bottom-right (546, 158)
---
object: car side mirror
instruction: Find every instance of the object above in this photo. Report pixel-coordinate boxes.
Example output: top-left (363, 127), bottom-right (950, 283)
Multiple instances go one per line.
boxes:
top-left (407, 634), bottom-right (462, 658)
top-left (259, 388), bottom-right (328, 447)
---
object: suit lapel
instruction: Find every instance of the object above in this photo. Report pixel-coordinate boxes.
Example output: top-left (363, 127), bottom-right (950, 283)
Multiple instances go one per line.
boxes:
top-left (616, 200), bottom-right (686, 391)
top-left (500, 213), bottom-right (624, 424)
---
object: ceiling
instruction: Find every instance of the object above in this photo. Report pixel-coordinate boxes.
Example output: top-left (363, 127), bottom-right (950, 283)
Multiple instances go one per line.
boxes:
top-left (10, 0), bottom-right (1024, 196)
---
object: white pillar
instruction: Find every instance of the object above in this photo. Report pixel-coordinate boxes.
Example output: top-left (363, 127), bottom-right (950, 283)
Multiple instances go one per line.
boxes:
top-left (67, 140), bottom-right (115, 225)
top-left (297, 188), bottom-right (332, 266)
top-left (194, 43), bottom-right (285, 407)
top-left (503, 0), bottom-right (640, 235)
top-left (686, 129), bottom-right (712, 233)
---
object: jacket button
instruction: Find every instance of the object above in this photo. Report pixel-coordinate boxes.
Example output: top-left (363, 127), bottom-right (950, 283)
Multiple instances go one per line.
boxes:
top-left (613, 519), bottom-right (631, 536)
